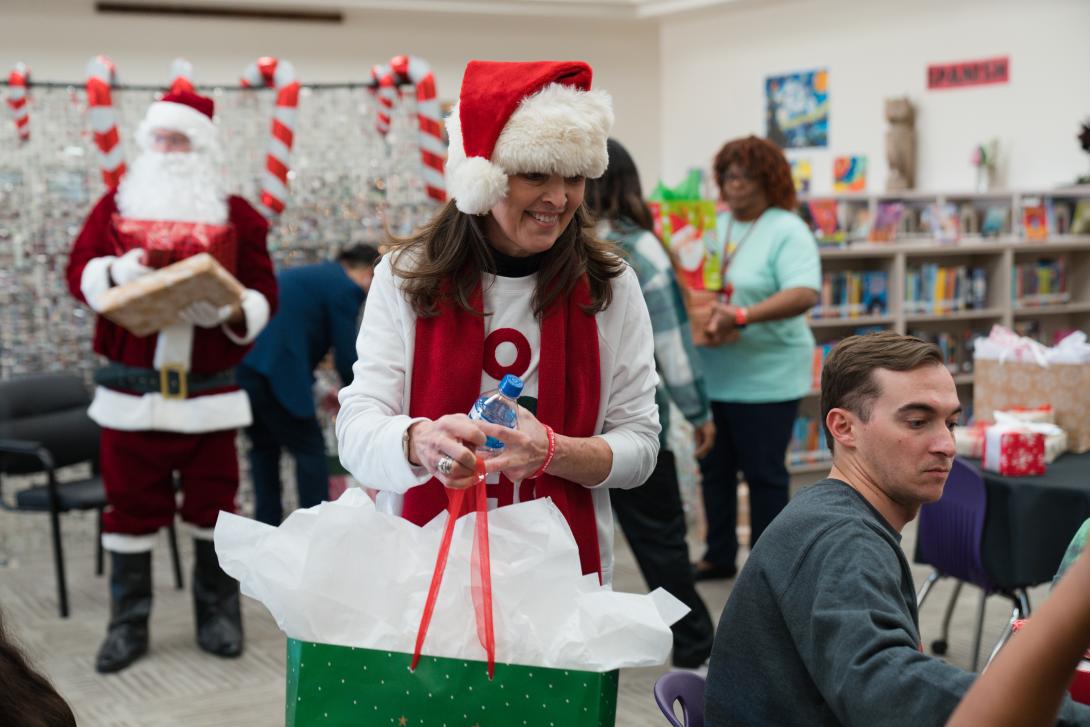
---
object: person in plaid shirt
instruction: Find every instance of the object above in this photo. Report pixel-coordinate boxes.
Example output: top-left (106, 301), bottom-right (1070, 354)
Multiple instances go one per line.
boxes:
top-left (586, 138), bottom-right (716, 670)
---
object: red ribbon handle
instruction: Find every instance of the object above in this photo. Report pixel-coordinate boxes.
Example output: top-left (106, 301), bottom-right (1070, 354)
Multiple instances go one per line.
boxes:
top-left (411, 458), bottom-right (495, 678)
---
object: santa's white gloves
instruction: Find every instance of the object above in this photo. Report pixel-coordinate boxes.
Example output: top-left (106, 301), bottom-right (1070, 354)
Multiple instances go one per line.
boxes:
top-left (109, 248), bottom-right (153, 286)
top-left (178, 300), bottom-right (235, 328)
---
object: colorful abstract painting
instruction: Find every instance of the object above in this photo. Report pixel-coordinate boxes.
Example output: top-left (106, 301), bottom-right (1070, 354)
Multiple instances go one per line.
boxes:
top-left (766, 69), bottom-right (829, 149)
top-left (833, 155), bottom-right (866, 192)
top-left (790, 158), bottom-right (812, 193)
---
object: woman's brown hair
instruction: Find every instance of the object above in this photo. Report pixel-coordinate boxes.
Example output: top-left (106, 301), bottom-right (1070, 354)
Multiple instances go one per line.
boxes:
top-left (712, 135), bottom-right (798, 211)
top-left (388, 200), bottom-right (626, 319)
top-left (0, 609), bottom-right (77, 727)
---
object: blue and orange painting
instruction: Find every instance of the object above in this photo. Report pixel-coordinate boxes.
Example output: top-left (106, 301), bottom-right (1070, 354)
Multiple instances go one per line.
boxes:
top-left (766, 68), bottom-right (829, 149)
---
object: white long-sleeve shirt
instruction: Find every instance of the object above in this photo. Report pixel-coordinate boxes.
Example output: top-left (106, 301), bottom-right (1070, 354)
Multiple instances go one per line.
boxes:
top-left (336, 256), bottom-right (660, 585)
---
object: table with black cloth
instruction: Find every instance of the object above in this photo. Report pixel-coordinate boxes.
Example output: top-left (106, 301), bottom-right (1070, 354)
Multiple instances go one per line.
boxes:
top-left (968, 451), bottom-right (1090, 589)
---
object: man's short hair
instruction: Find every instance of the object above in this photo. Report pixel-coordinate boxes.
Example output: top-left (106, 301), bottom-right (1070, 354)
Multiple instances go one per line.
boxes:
top-left (820, 331), bottom-right (945, 449)
top-left (338, 244), bottom-right (381, 269)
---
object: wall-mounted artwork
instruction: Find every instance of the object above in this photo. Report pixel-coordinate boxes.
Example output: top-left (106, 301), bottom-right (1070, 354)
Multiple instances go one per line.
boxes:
top-left (766, 68), bottom-right (829, 149)
top-left (790, 158), bottom-right (812, 193)
top-left (833, 155), bottom-right (867, 192)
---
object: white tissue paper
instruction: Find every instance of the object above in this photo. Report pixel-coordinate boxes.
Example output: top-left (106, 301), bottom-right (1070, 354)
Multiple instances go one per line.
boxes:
top-left (215, 489), bottom-right (687, 672)
top-left (974, 325), bottom-right (1090, 365)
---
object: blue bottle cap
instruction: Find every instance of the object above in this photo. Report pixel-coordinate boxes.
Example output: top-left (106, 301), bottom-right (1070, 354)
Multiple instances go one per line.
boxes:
top-left (499, 374), bottom-right (524, 399)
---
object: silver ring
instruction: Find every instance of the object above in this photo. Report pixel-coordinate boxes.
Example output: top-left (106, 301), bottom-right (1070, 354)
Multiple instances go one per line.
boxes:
top-left (436, 454), bottom-right (454, 476)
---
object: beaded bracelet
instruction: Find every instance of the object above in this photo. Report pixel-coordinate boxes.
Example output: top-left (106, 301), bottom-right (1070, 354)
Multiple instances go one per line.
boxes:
top-left (528, 424), bottom-right (556, 480)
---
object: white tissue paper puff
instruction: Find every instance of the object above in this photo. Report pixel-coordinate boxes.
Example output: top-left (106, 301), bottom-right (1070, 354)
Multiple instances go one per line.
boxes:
top-left (215, 489), bottom-right (687, 672)
top-left (974, 325), bottom-right (1090, 365)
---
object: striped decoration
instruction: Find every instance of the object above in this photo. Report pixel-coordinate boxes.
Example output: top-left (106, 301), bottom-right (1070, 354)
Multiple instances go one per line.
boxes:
top-left (240, 56), bottom-right (300, 220)
top-left (85, 55), bottom-right (125, 190)
top-left (6, 63), bottom-right (30, 142)
top-left (389, 54), bottom-right (446, 203)
top-left (169, 58), bottom-right (195, 94)
top-left (369, 63), bottom-right (398, 137)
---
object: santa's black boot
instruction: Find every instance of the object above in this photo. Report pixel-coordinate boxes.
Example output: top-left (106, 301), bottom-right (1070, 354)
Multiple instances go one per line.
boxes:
top-left (95, 550), bottom-right (152, 674)
top-left (192, 538), bottom-right (243, 657)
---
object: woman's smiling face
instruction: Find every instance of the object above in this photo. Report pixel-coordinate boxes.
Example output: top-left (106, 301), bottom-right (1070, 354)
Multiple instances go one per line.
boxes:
top-left (485, 173), bottom-right (586, 257)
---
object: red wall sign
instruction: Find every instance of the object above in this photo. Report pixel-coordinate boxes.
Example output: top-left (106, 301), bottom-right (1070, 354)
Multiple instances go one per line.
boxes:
top-left (927, 56), bottom-right (1010, 90)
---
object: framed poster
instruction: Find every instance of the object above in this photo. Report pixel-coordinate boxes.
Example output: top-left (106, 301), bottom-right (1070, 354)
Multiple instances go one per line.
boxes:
top-left (766, 69), bottom-right (829, 149)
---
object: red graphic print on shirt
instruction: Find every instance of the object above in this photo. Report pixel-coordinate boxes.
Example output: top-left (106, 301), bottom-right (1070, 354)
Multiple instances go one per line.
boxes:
top-left (483, 328), bottom-right (531, 381)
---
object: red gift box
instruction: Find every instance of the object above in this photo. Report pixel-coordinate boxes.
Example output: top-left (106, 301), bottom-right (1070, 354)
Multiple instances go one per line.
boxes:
top-left (112, 214), bottom-right (238, 276)
top-left (982, 428), bottom-right (1046, 476)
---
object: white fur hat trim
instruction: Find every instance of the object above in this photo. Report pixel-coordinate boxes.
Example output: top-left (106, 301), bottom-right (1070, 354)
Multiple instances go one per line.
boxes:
top-left (135, 100), bottom-right (218, 152)
top-left (445, 83), bottom-right (613, 215)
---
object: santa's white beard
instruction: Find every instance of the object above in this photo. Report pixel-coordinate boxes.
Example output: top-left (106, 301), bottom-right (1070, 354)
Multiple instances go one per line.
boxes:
top-left (117, 151), bottom-right (229, 224)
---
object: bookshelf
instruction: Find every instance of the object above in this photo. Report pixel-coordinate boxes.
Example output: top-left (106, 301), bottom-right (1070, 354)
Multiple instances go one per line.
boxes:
top-left (788, 187), bottom-right (1090, 478)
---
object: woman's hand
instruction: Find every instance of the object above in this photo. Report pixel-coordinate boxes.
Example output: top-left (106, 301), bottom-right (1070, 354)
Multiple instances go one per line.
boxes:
top-left (407, 415), bottom-right (486, 489)
top-left (705, 302), bottom-right (742, 345)
top-left (475, 405), bottom-right (549, 482)
top-left (693, 419), bottom-right (716, 459)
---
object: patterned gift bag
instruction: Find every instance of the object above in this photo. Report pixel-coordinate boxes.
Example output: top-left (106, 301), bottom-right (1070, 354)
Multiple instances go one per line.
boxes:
top-left (285, 641), bottom-right (618, 727)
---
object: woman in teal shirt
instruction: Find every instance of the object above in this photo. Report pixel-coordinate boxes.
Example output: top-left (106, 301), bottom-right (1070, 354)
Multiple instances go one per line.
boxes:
top-left (694, 135), bottom-right (821, 581)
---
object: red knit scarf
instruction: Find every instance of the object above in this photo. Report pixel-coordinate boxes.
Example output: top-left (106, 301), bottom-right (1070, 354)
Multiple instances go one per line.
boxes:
top-left (401, 276), bottom-right (603, 578)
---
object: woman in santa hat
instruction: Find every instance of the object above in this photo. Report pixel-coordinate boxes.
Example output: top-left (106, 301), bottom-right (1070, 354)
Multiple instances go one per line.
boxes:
top-left (336, 60), bottom-right (660, 586)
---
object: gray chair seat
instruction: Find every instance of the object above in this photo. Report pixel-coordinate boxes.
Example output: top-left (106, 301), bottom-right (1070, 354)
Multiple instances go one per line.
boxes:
top-left (14, 476), bottom-right (106, 512)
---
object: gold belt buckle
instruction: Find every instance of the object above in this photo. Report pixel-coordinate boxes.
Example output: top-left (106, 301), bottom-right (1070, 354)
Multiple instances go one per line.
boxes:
top-left (159, 364), bottom-right (188, 400)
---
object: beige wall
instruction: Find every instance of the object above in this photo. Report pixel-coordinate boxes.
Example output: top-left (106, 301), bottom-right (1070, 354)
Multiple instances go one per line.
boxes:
top-left (659, 0), bottom-right (1090, 193)
top-left (2, 1), bottom-right (663, 186)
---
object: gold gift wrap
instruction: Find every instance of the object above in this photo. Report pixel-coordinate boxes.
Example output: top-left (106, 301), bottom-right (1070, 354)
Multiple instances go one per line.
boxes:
top-left (96, 253), bottom-right (244, 337)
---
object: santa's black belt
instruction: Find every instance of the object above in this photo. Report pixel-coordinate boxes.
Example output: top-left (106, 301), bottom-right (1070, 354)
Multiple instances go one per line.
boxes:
top-left (95, 363), bottom-right (235, 400)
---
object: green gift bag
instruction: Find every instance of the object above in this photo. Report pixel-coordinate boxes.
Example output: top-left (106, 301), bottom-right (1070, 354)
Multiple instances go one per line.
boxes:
top-left (286, 638), bottom-right (619, 727)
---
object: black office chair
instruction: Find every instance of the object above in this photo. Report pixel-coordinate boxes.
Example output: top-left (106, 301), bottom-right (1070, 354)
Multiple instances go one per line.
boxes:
top-left (0, 372), bottom-right (183, 618)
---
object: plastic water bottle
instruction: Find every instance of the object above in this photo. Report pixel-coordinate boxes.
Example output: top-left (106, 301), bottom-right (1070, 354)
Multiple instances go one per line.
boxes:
top-left (468, 374), bottom-right (524, 457)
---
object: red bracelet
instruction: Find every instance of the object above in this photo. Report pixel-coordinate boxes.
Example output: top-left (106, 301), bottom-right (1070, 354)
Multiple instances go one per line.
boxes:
top-left (528, 424), bottom-right (556, 480)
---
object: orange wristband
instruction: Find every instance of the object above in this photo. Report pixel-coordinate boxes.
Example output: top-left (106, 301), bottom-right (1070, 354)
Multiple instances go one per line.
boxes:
top-left (734, 306), bottom-right (749, 328)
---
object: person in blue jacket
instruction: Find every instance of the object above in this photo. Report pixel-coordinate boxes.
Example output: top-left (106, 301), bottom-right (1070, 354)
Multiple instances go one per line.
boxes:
top-left (238, 245), bottom-right (379, 524)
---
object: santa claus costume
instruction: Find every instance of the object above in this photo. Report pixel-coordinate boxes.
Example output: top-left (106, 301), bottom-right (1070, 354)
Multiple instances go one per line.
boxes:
top-left (335, 61), bottom-right (660, 587)
top-left (65, 91), bottom-right (277, 673)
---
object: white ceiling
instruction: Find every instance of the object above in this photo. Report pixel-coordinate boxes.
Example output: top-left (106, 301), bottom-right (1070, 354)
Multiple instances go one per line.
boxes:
top-left (85, 0), bottom-right (759, 20)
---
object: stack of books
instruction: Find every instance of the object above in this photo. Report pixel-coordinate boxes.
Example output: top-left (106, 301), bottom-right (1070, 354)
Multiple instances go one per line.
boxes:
top-left (904, 264), bottom-right (988, 314)
top-left (811, 270), bottom-right (889, 319)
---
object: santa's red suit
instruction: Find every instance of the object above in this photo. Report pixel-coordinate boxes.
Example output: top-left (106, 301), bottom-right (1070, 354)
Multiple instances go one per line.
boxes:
top-left (66, 190), bottom-right (277, 546)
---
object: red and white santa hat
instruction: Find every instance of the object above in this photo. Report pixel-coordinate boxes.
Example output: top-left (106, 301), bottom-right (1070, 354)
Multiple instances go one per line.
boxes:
top-left (445, 60), bottom-right (613, 215)
top-left (135, 90), bottom-right (218, 152)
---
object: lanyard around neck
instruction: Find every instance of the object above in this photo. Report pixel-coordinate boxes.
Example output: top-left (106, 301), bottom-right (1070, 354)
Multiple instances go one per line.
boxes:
top-left (720, 210), bottom-right (765, 287)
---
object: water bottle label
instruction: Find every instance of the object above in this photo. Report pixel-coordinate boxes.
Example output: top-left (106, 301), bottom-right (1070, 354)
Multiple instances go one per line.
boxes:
top-left (483, 435), bottom-right (504, 450)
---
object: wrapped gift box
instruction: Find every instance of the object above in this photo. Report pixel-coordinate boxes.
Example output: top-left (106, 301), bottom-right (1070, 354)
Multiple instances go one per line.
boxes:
top-left (113, 214), bottom-right (238, 275)
top-left (996, 404), bottom-right (1055, 425)
top-left (982, 427), bottom-right (1046, 476)
top-left (96, 253), bottom-right (243, 337)
top-left (954, 422), bottom-right (990, 459)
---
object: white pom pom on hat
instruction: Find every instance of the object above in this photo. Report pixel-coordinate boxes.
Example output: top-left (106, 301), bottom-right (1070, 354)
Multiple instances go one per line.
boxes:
top-left (445, 60), bottom-right (614, 215)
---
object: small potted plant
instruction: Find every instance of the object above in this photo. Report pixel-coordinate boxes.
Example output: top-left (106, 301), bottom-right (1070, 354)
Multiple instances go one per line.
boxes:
top-left (971, 139), bottom-right (998, 192)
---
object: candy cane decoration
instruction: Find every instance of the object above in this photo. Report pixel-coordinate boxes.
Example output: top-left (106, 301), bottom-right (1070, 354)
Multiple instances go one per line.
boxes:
top-left (85, 55), bottom-right (125, 190)
top-left (6, 63), bottom-right (30, 142)
top-left (240, 56), bottom-right (300, 219)
top-left (389, 55), bottom-right (446, 203)
top-left (369, 63), bottom-right (398, 137)
top-left (169, 58), bottom-right (195, 94)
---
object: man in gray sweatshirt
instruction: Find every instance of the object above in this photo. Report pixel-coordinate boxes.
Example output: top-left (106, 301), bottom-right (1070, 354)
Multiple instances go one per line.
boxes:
top-left (705, 331), bottom-right (1090, 726)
